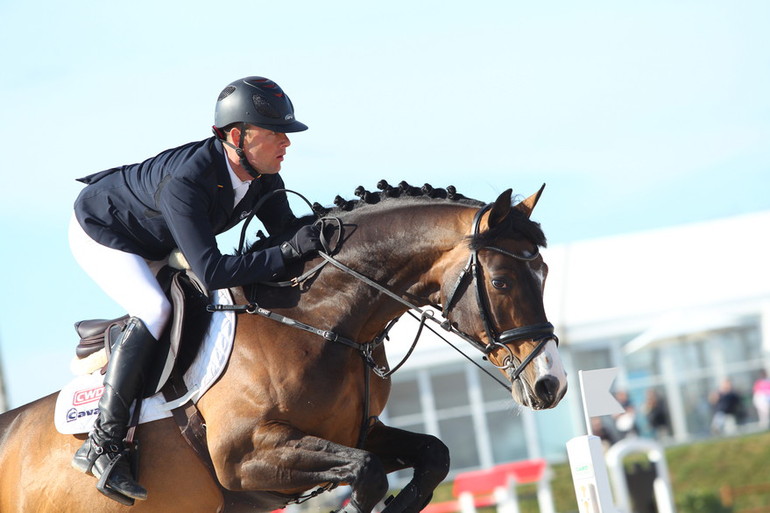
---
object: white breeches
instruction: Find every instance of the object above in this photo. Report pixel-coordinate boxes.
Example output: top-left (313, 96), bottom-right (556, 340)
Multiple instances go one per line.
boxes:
top-left (69, 214), bottom-right (172, 340)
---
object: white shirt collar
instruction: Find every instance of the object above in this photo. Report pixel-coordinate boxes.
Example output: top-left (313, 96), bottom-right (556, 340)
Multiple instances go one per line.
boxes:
top-left (224, 154), bottom-right (253, 207)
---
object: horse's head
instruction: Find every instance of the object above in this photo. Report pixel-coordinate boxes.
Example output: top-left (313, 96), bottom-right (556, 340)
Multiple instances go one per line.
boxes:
top-left (435, 186), bottom-right (567, 410)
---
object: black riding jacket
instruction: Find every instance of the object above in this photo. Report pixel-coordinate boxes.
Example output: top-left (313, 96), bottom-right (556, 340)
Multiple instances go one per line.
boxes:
top-left (73, 137), bottom-right (295, 290)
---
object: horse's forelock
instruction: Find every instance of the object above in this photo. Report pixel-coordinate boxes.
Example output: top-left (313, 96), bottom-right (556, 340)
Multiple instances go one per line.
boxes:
top-left (469, 208), bottom-right (547, 250)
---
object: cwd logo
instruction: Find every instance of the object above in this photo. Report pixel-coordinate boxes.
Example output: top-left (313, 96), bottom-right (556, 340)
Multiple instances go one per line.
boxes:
top-left (73, 386), bottom-right (104, 406)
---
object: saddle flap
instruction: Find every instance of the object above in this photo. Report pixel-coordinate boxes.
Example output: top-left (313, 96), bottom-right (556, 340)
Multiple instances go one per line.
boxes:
top-left (72, 268), bottom-right (212, 396)
top-left (74, 316), bottom-right (130, 359)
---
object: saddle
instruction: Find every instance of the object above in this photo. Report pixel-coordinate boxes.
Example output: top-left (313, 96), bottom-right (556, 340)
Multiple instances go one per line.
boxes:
top-left (72, 266), bottom-right (211, 396)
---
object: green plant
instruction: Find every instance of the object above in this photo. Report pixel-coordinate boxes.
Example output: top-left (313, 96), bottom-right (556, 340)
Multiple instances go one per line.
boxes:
top-left (677, 490), bottom-right (732, 513)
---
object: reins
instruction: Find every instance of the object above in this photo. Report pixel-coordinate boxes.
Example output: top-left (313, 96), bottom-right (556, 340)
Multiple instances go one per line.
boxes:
top-left (212, 193), bottom-right (557, 391)
top-left (209, 196), bottom-right (559, 462)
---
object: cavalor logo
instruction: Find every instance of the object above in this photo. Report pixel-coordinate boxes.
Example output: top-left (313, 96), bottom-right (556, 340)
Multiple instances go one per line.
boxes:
top-left (73, 385), bottom-right (104, 406)
top-left (66, 407), bottom-right (99, 422)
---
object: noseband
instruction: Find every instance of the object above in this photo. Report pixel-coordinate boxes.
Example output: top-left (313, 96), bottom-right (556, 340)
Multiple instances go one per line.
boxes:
top-left (441, 204), bottom-right (558, 380)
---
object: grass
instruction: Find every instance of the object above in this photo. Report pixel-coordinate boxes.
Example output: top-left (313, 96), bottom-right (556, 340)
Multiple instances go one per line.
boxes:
top-left (425, 430), bottom-right (770, 513)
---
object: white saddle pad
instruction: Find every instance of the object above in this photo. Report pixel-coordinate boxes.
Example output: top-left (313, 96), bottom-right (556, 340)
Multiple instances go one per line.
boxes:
top-left (54, 288), bottom-right (236, 435)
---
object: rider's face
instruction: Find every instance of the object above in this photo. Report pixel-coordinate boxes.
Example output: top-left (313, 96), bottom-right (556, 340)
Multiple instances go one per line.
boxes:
top-left (232, 125), bottom-right (291, 177)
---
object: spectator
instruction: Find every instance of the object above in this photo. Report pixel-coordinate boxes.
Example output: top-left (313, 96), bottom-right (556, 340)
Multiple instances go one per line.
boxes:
top-left (752, 370), bottom-right (770, 429)
top-left (613, 390), bottom-right (639, 439)
top-left (643, 389), bottom-right (671, 439)
top-left (591, 417), bottom-right (618, 450)
top-left (710, 378), bottom-right (744, 435)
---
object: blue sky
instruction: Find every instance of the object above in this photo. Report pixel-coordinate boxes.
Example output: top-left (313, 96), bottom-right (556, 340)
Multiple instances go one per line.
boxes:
top-left (1, 1), bottom-right (769, 408)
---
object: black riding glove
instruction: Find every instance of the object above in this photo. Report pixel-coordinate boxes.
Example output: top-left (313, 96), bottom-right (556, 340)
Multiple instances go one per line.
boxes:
top-left (280, 225), bottom-right (324, 262)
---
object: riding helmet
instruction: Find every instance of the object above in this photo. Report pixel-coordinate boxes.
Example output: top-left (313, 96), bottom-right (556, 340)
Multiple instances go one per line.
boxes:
top-left (214, 76), bottom-right (308, 133)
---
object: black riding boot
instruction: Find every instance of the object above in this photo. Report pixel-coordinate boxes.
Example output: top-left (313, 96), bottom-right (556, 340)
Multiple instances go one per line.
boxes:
top-left (72, 317), bottom-right (158, 503)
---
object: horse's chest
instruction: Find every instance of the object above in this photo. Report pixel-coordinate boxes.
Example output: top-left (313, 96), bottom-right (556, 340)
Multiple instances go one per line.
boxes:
top-left (281, 368), bottom-right (391, 443)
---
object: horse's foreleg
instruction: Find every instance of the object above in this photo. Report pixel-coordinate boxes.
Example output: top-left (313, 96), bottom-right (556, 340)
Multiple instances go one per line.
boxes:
top-left (208, 422), bottom-right (389, 513)
top-left (363, 421), bottom-right (450, 513)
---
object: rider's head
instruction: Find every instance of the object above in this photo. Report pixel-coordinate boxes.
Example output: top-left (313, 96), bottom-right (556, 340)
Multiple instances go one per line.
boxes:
top-left (214, 76), bottom-right (308, 135)
top-left (212, 77), bottom-right (307, 179)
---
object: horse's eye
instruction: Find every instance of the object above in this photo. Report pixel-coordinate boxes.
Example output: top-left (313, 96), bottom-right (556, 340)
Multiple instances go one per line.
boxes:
top-left (491, 278), bottom-right (509, 290)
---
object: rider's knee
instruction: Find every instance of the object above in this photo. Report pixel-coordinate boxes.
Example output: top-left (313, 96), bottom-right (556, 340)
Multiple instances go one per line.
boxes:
top-left (136, 295), bottom-right (172, 340)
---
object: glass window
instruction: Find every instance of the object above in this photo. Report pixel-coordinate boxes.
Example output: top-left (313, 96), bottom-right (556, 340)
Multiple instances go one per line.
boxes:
top-left (716, 327), bottom-right (761, 364)
top-left (479, 368), bottom-right (513, 404)
top-left (572, 347), bottom-right (613, 372)
top-left (680, 376), bottom-right (714, 436)
top-left (626, 348), bottom-right (660, 381)
top-left (387, 376), bottom-right (422, 418)
top-left (669, 339), bottom-right (709, 370)
top-left (534, 399), bottom-right (575, 460)
top-left (714, 370), bottom-right (755, 425)
top-left (486, 409), bottom-right (527, 464)
top-left (438, 416), bottom-right (480, 470)
top-left (432, 368), bottom-right (469, 410)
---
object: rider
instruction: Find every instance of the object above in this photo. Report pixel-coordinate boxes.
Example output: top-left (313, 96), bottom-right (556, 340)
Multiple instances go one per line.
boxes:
top-left (69, 76), bottom-right (323, 502)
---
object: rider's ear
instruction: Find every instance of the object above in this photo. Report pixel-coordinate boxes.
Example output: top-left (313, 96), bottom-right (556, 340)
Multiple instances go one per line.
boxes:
top-left (486, 189), bottom-right (513, 229)
top-left (227, 125), bottom-right (243, 146)
top-left (513, 183), bottom-right (546, 219)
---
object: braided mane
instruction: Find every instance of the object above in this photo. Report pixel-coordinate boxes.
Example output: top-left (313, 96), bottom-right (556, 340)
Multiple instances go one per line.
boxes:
top-left (240, 180), bottom-right (546, 254)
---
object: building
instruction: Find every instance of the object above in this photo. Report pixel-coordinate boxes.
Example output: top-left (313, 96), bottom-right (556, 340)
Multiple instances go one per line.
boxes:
top-left (381, 210), bottom-right (770, 480)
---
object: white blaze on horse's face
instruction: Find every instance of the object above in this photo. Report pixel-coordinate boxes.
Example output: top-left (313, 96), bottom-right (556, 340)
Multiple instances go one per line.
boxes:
top-left (512, 338), bottom-right (568, 410)
top-left (508, 265), bottom-right (568, 410)
top-left (488, 259), bottom-right (567, 410)
top-left (440, 186), bottom-right (568, 410)
top-left (512, 265), bottom-right (567, 410)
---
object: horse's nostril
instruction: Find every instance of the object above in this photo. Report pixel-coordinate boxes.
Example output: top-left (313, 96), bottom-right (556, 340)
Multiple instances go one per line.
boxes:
top-left (535, 375), bottom-right (560, 404)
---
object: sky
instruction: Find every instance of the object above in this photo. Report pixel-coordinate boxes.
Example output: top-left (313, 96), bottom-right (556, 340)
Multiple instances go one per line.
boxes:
top-left (1, 0), bottom-right (769, 408)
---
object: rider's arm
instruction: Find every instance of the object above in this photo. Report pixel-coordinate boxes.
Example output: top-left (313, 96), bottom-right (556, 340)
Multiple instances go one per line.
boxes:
top-left (254, 173), bottom-right (298, 236)
top-left (159, 175), bottom-right (286, 291)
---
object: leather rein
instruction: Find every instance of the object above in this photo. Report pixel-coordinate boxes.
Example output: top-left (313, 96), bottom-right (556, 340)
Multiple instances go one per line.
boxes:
top-left (210, 198), bottom-right (558, 385)
top-left (201, 194), bottom-right (559, 503)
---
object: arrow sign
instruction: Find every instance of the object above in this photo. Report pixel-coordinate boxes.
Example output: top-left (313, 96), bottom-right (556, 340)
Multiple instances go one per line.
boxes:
top-left (579, 368), bottom-right (624, 434)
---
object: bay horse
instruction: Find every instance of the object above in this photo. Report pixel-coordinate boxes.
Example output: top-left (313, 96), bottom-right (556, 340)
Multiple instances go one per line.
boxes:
top-left (0, 186), bottom-right (567, 513)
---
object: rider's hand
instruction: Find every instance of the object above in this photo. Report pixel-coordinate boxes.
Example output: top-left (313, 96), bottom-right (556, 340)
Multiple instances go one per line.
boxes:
top-left (280, 225), bottom-right (324, 262)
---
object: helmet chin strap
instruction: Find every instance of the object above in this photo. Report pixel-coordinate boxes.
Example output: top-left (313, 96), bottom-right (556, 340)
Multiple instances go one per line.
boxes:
top-left (212, 123), bottom-right (262, 180)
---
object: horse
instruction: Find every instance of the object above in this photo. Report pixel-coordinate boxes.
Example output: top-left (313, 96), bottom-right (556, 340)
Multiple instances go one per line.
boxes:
top-left (0, 185), bottom-right (568, 513)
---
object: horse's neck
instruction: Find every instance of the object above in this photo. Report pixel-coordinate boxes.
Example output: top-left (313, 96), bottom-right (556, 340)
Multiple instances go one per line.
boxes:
top-left (344, 201), bottom-right (470, 276)
top-left (303, 203), bottom-right (474, 337)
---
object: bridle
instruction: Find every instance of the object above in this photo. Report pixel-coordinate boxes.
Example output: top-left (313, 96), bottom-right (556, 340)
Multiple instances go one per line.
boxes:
top-left (439, 203), bottom-right (558, 381)
top-left (218, 194), bottom-right (558, 383)
top-left (208, 195), bottom-right (560, 482)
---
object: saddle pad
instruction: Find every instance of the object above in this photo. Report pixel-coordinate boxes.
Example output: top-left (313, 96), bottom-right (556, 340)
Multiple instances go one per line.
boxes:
top-left (54, 288), bottom-right (236, 435)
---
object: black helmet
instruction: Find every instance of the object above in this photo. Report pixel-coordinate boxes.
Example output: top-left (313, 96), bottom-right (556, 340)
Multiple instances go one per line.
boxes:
top-left (214, 76), bottom-right (308, 133)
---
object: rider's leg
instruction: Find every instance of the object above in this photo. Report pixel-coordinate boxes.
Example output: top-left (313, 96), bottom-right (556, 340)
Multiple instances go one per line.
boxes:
top-left (72, 317), bottom-right (157, 500)
top-left (68, 215), bottom-right (172, 500)
top-left (68, 215), bottom-right (172, 339)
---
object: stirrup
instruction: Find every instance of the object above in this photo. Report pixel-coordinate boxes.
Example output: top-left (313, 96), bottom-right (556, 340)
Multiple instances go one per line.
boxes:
top-left (95, 451), bottom-right (136, 506)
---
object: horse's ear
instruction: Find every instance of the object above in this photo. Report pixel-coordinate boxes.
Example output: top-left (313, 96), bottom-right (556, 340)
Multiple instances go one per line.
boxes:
top-left (486, 189), bottom-right (513, 229)
top-left (514, 183), bottom-right (546, 219)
